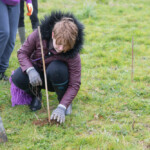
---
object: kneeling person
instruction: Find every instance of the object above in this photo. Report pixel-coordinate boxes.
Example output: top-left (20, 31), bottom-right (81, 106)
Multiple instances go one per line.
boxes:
top-left (12, 11), bottom-right (84, 124)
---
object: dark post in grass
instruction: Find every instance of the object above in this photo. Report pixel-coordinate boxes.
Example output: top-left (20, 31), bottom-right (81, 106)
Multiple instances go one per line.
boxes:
top-left (38, 26), bottom-right (51, 123)
top-left (131, 37), bottom-right (134, 82)
top-left (0, 116), bottom-right (7, 143)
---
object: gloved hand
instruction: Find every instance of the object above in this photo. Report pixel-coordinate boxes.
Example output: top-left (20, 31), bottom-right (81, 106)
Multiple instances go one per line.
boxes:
top-left (27, 68), bottom-right (42, 87)
top-left (51, 105), bottom-right (66, 124)
top-left (26, 3), bottom-right (33, 16)
top-left (65, 103), bottom-right (72, 115)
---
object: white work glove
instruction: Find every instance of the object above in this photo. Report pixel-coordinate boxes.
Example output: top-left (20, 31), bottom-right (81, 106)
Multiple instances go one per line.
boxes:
top-left (51, 105), bottom-right (66, 124)
top-left (27, 67), bottom-right (42, 87)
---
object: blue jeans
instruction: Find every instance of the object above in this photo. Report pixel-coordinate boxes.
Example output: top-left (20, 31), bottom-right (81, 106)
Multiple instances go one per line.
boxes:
top-left (0, 0), bottom-right (20, 73)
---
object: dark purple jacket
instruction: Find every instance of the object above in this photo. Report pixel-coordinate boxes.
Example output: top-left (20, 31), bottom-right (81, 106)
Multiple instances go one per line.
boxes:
top-left (1, 0), bottom-right (31, 5)
top-left (17, 11), bottom-right (84, 108)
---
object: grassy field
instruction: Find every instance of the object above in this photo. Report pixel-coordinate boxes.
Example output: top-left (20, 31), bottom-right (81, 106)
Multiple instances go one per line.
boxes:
top-left (0, 0), bottom-right (150, 149)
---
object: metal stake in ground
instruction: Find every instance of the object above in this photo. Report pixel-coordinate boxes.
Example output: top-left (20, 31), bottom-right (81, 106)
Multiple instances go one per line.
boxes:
top-left (0, 116), bottom-right (7, 143)
top-left (38, 26), bottom-right (51, 123)
top-left (131, 37), bottom-right (134, 82)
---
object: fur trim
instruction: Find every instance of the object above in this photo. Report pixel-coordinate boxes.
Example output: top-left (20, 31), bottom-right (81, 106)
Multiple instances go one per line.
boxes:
top-left (40, 11), bottom-right (84, 58)
top-left (9, 72), bottom-right (32, 107)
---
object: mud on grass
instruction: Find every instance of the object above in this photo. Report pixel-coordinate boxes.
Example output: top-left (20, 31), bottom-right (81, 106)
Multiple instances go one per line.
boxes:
top-left (32, 118), bottom-right (60, 126)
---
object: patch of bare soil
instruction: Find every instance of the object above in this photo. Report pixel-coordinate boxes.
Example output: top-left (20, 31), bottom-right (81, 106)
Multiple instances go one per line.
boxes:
top-left (32, 118), bottom-right (49, 126)
top-left (32, 118), bottom-right (60, 126)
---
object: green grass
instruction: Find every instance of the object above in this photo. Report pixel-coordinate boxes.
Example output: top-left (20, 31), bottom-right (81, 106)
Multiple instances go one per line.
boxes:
top-left (0, 0), bottom-right (150, 149)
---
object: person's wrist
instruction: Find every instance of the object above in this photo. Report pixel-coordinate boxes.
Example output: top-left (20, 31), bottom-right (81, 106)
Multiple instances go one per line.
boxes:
top-left (58, 104), bottom-right (66, 110)
top-left (26, 67), bottom-right (35, 74)
top-left (57, 105), bottom-right (66, 113)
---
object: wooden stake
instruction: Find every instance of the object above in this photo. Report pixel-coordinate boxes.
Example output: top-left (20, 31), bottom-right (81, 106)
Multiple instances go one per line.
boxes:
top-left (38, 26), bottom-right (50, 123)
top-left (131, 37), bottom-right (134, 82)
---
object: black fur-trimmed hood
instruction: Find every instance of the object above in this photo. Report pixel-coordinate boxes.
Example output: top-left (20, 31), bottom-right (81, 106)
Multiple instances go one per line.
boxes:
top-left (40, 11), bottom-right (84, 58)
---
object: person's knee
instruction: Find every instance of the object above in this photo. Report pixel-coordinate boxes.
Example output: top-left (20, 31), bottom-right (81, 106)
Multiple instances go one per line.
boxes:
top-left (0, 29), bottom-right (9, 42)
top-left (12, 67), bottom-right (29, 90)
top-left (47, 60), bottom-right (69, 84)
top-left (11, 68), bottom-right (22, 87)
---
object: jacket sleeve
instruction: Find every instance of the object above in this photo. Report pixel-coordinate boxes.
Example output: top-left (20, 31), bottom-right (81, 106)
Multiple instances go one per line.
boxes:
top-left (17, 29), bottom-right (38, 72)
top-left (60, 54), bottom-right (81, 108)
